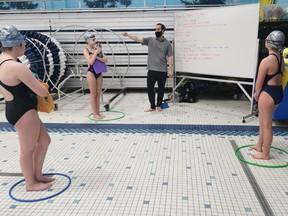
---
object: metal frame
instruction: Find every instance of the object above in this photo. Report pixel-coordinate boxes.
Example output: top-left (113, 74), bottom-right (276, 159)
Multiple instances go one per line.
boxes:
top-left (173, 75), bottom-right (254, 101)
top-left (43, 24), bottom-right (130, 110)
top-left (0, 5), bottom-right (223, 15)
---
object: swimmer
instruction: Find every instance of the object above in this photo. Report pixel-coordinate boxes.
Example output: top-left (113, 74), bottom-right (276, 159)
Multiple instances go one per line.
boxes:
top-left (83, 33), bottom-right (107, 119)
top-left (252, 30), bottom-right (285, 160)
top-left (0, 25), bottom-right (54, 191)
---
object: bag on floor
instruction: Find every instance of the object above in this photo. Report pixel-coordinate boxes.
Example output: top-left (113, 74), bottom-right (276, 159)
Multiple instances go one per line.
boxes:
top-left (177, 81), bottom-right (197, 103)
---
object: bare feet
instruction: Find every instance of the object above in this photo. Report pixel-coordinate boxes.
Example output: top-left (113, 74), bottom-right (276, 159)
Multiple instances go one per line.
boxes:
top-left (156, 107), bottom-right (163, 112)
top-left (36, 175), bottom-right (56, 183)
top-left (93, 114), bottom-right (103, 119)
top-left (144, 108), bottom-right (155, 112)
top-left (99, 113), bottom-right (106, 118)
top-left (249, 146), bottom-right (263, 152)
top-left (252, 152), bottom-right (270, 160)
top-left (26, 182), bottom-right (52, 192)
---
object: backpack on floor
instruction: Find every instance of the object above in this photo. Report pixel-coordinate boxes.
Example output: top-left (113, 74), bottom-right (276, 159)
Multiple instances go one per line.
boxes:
top-left (177, 81), bottom-right (197, 103)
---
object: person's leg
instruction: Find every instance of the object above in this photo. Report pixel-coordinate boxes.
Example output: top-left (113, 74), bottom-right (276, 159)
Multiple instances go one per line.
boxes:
top-left (146, 70), bottom-right (157, 112)
top-left (96, 74), bottom-right (105, 118)
top-left (15, 110), bottom-right (52, 191)
top-left (156, 72), bottom-right (167, 111)
top-left (252, 92), bottom-right (275, 160)
top-left (250, 112), bottom-right (263, 152)
top-left (87, 72), bottom-right (102, 119)
top-left (33, 121), bottom-right (54, 183)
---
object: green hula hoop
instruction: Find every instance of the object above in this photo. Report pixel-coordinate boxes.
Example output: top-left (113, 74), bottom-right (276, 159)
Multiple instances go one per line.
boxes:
top-left (234, 144), bottom-right (288, 168)
top-left (88, 110), bottom-right (125, 122)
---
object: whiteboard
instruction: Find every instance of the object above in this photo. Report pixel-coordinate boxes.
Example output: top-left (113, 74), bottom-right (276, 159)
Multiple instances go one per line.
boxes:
top-left (174, 4), bottom-right (260, 79)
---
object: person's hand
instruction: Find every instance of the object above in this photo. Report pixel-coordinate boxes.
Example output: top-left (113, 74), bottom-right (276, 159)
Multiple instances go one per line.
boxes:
top-left (122, 32), bottom-right (129, 37)
top-left (253, 92), bottom-right (260, 102)
top-left (95, 48), bottom-right (102, 55)
top-left (169, 70), bottom-right (173, 79)
top-left (42, 82), bottom-right (49, 90)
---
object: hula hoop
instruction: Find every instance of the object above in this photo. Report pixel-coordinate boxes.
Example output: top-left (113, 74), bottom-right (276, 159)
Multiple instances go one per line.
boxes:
top-left (235, 145), bottom-right (288, 168)
top-left (88, 110), bottom-right (125, 122)
top-left (9, 173), bottom-right (71, 202)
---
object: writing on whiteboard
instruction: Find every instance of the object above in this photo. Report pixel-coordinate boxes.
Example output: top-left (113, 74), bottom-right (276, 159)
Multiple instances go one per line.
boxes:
top-left (174, 4), bottom-right (260, 79)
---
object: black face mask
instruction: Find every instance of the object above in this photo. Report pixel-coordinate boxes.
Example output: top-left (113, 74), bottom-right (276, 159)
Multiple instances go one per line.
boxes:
top-left (155, 31), bottom-right (162, 38)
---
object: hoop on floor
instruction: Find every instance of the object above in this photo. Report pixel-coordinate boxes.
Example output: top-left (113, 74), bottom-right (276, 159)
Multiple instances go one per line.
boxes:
top-left (88, 110), bottom-right (125, 122)
top-left (234, 144), bottom-right (288, 168)
top-left (9, 173), bottom-right (71, 202)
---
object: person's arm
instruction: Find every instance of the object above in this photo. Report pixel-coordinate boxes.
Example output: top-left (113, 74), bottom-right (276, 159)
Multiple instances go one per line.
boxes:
top-left (167, 43), bottom-right (173, 78)
top-left (16, 63), bottom-right (48, 97)
top-left (122, 32), bottom-right (143, 43)
top-left (281, 58), bottom-right (285, 72)
top-left (83, 48), bottom-right (101, 65)
top-left (96, 53), bottom-right (108, 63)
top-left (168, 56), bottom-right (173, 79)
top-left (254, 59), bottom-right (268, 102)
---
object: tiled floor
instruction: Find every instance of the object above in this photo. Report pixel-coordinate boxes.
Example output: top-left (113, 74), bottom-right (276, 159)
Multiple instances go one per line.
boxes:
top-left (0, 92), bottom-right (287, 216)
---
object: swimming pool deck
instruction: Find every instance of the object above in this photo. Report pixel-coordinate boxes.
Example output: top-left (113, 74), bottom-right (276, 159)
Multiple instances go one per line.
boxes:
top-left (0, 93), bottom-right (287, 216)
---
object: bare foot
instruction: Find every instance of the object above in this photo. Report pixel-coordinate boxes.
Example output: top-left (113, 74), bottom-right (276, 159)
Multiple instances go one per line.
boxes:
top-left (99, 113), bottom-right (106, 118)
top-left (36, 175), bottom-right (56, 183)
top-left (26, 182), bottom-right (52, 192)
top-left (144, 108), bottom-right (155, 112)
top-left (93, 114), bottom-right (103, 119)
top-left (249, 146), bottom-right (262, 152)
top-left (156, 107), bottom-right (163, 112)
top-left (252, 152), bottom-right (270, 160)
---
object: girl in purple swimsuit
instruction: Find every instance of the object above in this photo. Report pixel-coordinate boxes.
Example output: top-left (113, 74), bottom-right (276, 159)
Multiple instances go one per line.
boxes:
top-left (83, 33), bottom-right (108, 119)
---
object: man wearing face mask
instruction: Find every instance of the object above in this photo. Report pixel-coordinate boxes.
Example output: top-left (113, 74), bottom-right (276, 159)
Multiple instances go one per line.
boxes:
top-left (122, 23), bottom-right (173, 112)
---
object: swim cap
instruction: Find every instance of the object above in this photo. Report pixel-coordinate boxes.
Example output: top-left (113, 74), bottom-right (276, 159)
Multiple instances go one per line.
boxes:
top-left (266, 30), bottom-right (285, 50)
top-left (84, 32), bottom-right (95, 42)
top-left (0, 25), bottom-right (26, 48)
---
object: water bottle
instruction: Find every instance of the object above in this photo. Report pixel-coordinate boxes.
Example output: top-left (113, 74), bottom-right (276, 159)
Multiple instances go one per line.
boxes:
top-left (97, 43), bottom-right (103, 58)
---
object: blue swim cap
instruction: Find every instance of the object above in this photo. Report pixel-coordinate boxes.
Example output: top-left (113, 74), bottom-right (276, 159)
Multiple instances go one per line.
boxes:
top-left (0, 25), bottom-right (26, 48)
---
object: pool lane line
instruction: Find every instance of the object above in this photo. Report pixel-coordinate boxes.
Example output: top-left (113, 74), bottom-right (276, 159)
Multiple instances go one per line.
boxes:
top-left (230, 140), bottom-right (275, 216)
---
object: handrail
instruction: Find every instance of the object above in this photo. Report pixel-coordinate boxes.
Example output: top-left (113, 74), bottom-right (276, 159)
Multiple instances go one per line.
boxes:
top-left (0, 4), bottom-right (229, 15)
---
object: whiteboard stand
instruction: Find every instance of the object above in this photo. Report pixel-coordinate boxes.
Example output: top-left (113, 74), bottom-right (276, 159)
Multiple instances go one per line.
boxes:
top-left (242, 72), bottom-right (258, 123)
top-left (172, 74), bottom-right (254, 101)
top-left (242, 102), bottom-right (258, 123)
top-left (172, 4), bottom-right (260, 121)
top-left (242, 39), bottom-right (260, 123)
top-left (165, 40), bottom-right (180, 103)
top-left (171, 40), bottom-right (178, 101)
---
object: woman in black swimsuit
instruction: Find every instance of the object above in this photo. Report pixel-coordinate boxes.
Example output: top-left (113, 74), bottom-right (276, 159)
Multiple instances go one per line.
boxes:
top-left (252, 30), bottom-right (285, 160)
top-left (83, 33), bottom-right (108, 119)
top-left (0, 25), bottom-right (54, 191)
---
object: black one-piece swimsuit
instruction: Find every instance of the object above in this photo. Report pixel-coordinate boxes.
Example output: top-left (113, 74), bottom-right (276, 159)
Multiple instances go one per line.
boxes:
top-left (0, 59), bottom-right (37, 126)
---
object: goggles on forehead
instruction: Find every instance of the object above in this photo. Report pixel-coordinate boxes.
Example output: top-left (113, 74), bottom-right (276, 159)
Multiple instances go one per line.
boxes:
top-left (84, 33), bottom-right (96, 42)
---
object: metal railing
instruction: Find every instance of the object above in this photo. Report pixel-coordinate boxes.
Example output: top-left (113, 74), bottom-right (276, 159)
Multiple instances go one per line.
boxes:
top-left (0, 0), bottom-right (239, 12)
